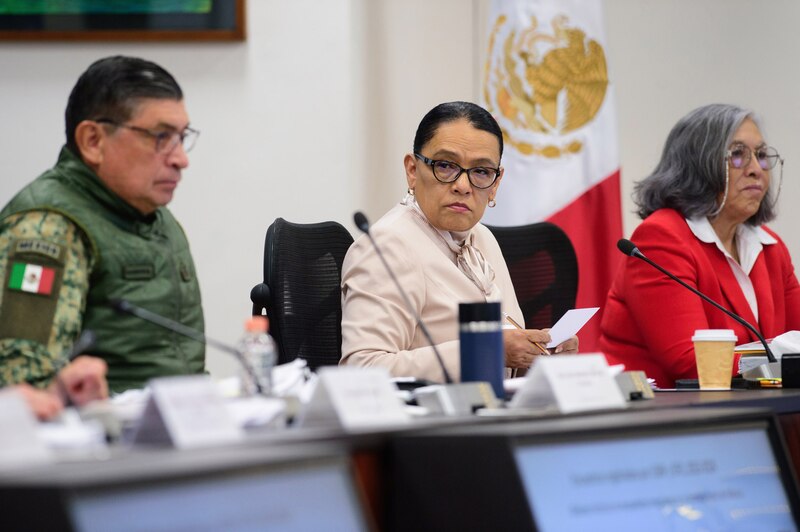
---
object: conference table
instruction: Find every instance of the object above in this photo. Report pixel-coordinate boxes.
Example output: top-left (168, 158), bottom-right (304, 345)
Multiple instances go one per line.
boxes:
top-left (1, 386), bottom-right (800, 530)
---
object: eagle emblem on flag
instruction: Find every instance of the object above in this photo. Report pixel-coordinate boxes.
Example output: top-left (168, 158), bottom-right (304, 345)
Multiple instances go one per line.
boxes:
top-left (484, 14), bottom-right (609, 158)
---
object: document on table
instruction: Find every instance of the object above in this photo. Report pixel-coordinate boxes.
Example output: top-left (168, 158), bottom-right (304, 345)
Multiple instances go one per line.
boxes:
top-left (546, 307), bottom-right (600, 348)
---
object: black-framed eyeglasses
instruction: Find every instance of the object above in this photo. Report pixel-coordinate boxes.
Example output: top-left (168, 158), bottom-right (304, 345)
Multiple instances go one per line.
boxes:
top-left (727, 143), bottom-right (782, 170)
top-left (414, 153), bottom-right (501, 189)
top-left (95, 118), bottom-right (199, 154)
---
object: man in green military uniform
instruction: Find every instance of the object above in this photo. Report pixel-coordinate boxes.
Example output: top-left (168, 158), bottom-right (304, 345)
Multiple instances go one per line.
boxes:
top-left (0, 56), bottom-right (206, 395)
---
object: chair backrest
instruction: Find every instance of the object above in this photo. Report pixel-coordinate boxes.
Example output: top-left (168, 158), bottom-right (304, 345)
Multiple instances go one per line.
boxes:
top-left (485, 222), bottom-right (578, 330)
top-left (251, 218), bottom-right (354, 369)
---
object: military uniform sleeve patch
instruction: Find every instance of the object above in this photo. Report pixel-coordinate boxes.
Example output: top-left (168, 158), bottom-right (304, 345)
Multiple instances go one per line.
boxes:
top-left (0, 238), bottom-right (65, 344)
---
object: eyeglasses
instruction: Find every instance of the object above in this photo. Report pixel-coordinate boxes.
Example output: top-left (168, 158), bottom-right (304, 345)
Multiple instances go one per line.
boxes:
top-left (414, 153), bottom-right (501, 189)
top-left (95, 118), bottom-right (199, 154)
top-left (727, 143), bottom-right (782, 170)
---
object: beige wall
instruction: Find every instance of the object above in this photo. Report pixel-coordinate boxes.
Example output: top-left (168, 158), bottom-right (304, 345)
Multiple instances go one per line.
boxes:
top-left (604, 0), bottom-right (800, 251)
top-left (2, 0), bottom-right (799, 379)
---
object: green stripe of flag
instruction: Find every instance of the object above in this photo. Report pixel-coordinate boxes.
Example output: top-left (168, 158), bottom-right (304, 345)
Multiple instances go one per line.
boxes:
top-left (9, 262), bottom-right (26, 290)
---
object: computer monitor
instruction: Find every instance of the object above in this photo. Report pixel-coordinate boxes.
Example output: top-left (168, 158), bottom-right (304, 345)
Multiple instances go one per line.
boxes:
top-left (515, 422), bottom-right (797, 531)
top-left (0, 447), bottom-right (371, 531)
top-left (68, 457), bottom-right (369, 532)
top-left (388, 408), bottom-right (800, 531)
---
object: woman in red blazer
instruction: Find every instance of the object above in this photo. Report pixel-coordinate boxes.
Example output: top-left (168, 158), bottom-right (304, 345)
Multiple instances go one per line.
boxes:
top-left (599, 104), bottom-right (800, 388)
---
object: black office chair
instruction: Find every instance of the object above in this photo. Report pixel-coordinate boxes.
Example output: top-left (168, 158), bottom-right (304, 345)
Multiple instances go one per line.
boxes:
top-left (250, 218), bottom-right (354, 370)
top-left (485, 222), bottom-right (578, 330)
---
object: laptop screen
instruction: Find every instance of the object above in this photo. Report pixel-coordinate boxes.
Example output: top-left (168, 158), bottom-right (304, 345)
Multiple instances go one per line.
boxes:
top-left (514, 425), bottom-right (797, 531)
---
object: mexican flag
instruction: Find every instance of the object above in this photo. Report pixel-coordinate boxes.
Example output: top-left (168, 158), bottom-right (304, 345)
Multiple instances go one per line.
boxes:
top-left (9, 262), bottom-right (55, 295)
top-left (482, 0), bottom-right (621, 351)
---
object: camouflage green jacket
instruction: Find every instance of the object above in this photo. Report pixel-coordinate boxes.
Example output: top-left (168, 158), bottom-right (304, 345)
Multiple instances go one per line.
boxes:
top-left (0, 147), bottom-right (205, 392)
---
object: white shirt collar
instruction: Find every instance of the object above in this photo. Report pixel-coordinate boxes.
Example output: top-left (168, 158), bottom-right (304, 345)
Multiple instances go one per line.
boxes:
top-left (685, 216), bottom-right (776, 275)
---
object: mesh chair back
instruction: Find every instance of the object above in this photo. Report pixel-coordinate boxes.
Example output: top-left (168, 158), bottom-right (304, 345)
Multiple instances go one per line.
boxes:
top-left (261, 218), bottom-right (353, 369)
top-left (485, 222), bottom-right (578, 330)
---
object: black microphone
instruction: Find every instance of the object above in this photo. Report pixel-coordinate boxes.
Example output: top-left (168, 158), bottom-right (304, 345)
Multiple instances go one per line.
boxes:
top-left (66, 329), bottom-right (96, 361)
top-left (353, 211), bottom-right (370, 234)
top-left (50, 329), bottom-right (98, 406)
top-left (52, 329), bottom-right (97, 378)
top-left (353, 211), bottom-right (454, 384)
top-left (616, 238), bottom-right (640, 258)
top-left (109, 299), bottom-right (265, 394)
top-left (617, 238), bottom-right (776, 363)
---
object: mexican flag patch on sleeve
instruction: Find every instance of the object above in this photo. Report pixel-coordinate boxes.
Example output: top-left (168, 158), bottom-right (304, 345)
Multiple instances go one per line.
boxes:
top-left (8, 262), bottom-right (55, 295)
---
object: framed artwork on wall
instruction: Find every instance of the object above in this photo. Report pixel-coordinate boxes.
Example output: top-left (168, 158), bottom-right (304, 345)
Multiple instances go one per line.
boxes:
top-left (0, 0), bottom-right (245, 41)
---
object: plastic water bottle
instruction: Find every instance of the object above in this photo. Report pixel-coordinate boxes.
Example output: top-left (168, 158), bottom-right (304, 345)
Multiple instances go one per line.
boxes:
top-left (238, 316), bottom-right (277, 396)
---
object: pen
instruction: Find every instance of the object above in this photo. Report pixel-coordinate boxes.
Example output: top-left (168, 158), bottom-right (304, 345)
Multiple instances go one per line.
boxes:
top-left (503, 312), bottom-right (550, 356)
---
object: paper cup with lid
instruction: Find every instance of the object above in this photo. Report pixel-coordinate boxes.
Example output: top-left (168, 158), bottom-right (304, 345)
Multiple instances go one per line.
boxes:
top-left (692, 329), bottom-right (737, 390)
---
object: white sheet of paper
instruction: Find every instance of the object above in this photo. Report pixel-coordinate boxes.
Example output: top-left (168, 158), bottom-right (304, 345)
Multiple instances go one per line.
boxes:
top-left (226, 396), bottom-right (287, 429)
top-left (546, 307), bottom-right (600, 348)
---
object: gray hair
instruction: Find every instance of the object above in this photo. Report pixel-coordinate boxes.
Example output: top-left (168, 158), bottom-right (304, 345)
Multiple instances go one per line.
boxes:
top-left (634, 103), bottom-right (778, 226)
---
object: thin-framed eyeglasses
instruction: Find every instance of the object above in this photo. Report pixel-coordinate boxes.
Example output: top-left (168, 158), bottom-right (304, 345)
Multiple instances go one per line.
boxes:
top-left (95, 118), bottom-right (199, 153)
top-left (414, 153), bottom-right (501, 189)
top-left (712, 143), bottom-right (785, 217)
top-left (726, 143), bottom-right (782, 170)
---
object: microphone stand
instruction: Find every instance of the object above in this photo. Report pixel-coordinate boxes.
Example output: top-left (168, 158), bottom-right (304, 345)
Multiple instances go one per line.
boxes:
top-left (110, 299), bottom-right (265, 394)
top-left (354, 212), bottom-right (453, 383)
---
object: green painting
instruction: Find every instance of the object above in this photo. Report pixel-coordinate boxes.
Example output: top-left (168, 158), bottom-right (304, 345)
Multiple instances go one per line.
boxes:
top-left (0, 0), bottom-right (242, 40)
top-left (0, 1), bottom-right (212, 14)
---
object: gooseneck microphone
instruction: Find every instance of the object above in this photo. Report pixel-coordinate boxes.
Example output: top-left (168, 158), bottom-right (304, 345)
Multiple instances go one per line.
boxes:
top-left (353, 212), bottom-right (454, 384)
top-left (617, 238), bottom-right (776, 363)
top-left (109, 299), bottom-right (264, 394)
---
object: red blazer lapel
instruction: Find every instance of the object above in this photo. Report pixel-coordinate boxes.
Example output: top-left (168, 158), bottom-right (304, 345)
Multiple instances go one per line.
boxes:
top-left (702, 243), bottom-right (760, 335)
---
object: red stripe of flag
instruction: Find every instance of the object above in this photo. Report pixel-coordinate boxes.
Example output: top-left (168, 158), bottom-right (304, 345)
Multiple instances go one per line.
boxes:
top-left (547, 170), bottom-right (622, 352)
top-left (38, 266), bottom-right (55, 295)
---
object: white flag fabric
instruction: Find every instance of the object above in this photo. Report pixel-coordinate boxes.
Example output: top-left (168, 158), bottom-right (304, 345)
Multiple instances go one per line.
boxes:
top-left (482, 0), bottom-right (621, 351)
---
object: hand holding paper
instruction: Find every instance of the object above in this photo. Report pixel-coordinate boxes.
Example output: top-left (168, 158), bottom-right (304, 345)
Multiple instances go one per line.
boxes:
top-left (546, 307), bottom-right (600, 349)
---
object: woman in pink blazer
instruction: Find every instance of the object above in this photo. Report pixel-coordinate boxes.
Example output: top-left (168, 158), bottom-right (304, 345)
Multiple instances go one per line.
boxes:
top-left (340, 102), bottom-right (577, 382)
top-left (599, 104), bottom-right (800, 388)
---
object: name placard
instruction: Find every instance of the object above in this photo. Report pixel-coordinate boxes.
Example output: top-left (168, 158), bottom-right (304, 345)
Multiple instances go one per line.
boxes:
top-left (131, 375), bottom-right (243, 449)
top-left (298, 367), bottom-right (410, 430)
top-left (509, 354), bottom-right (626, 413)
top-left (0, 389), bottom-right (53, 469)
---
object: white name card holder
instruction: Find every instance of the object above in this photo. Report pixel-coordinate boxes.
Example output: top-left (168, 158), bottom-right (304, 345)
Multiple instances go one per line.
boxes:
top-left (297, 367), bottom-right (410, 430)
top-left (0, 389), bottom-right (53, 469)
top-left (130, 375), bottom-right (244, 449)
top-left (509, 354), bottom-right (627, 414)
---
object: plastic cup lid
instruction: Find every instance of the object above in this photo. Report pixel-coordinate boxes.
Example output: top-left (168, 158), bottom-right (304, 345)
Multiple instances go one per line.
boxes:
top-left (691, 329), bottom-right (737, 342)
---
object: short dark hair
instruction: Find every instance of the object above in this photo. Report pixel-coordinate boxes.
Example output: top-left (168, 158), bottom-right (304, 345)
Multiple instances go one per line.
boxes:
top-left (65, 56), bottom-right (183, 155)
top-left (634, 103), bottom-right (778, 226)
top-left (413, 101), bottom-right (504, 159)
